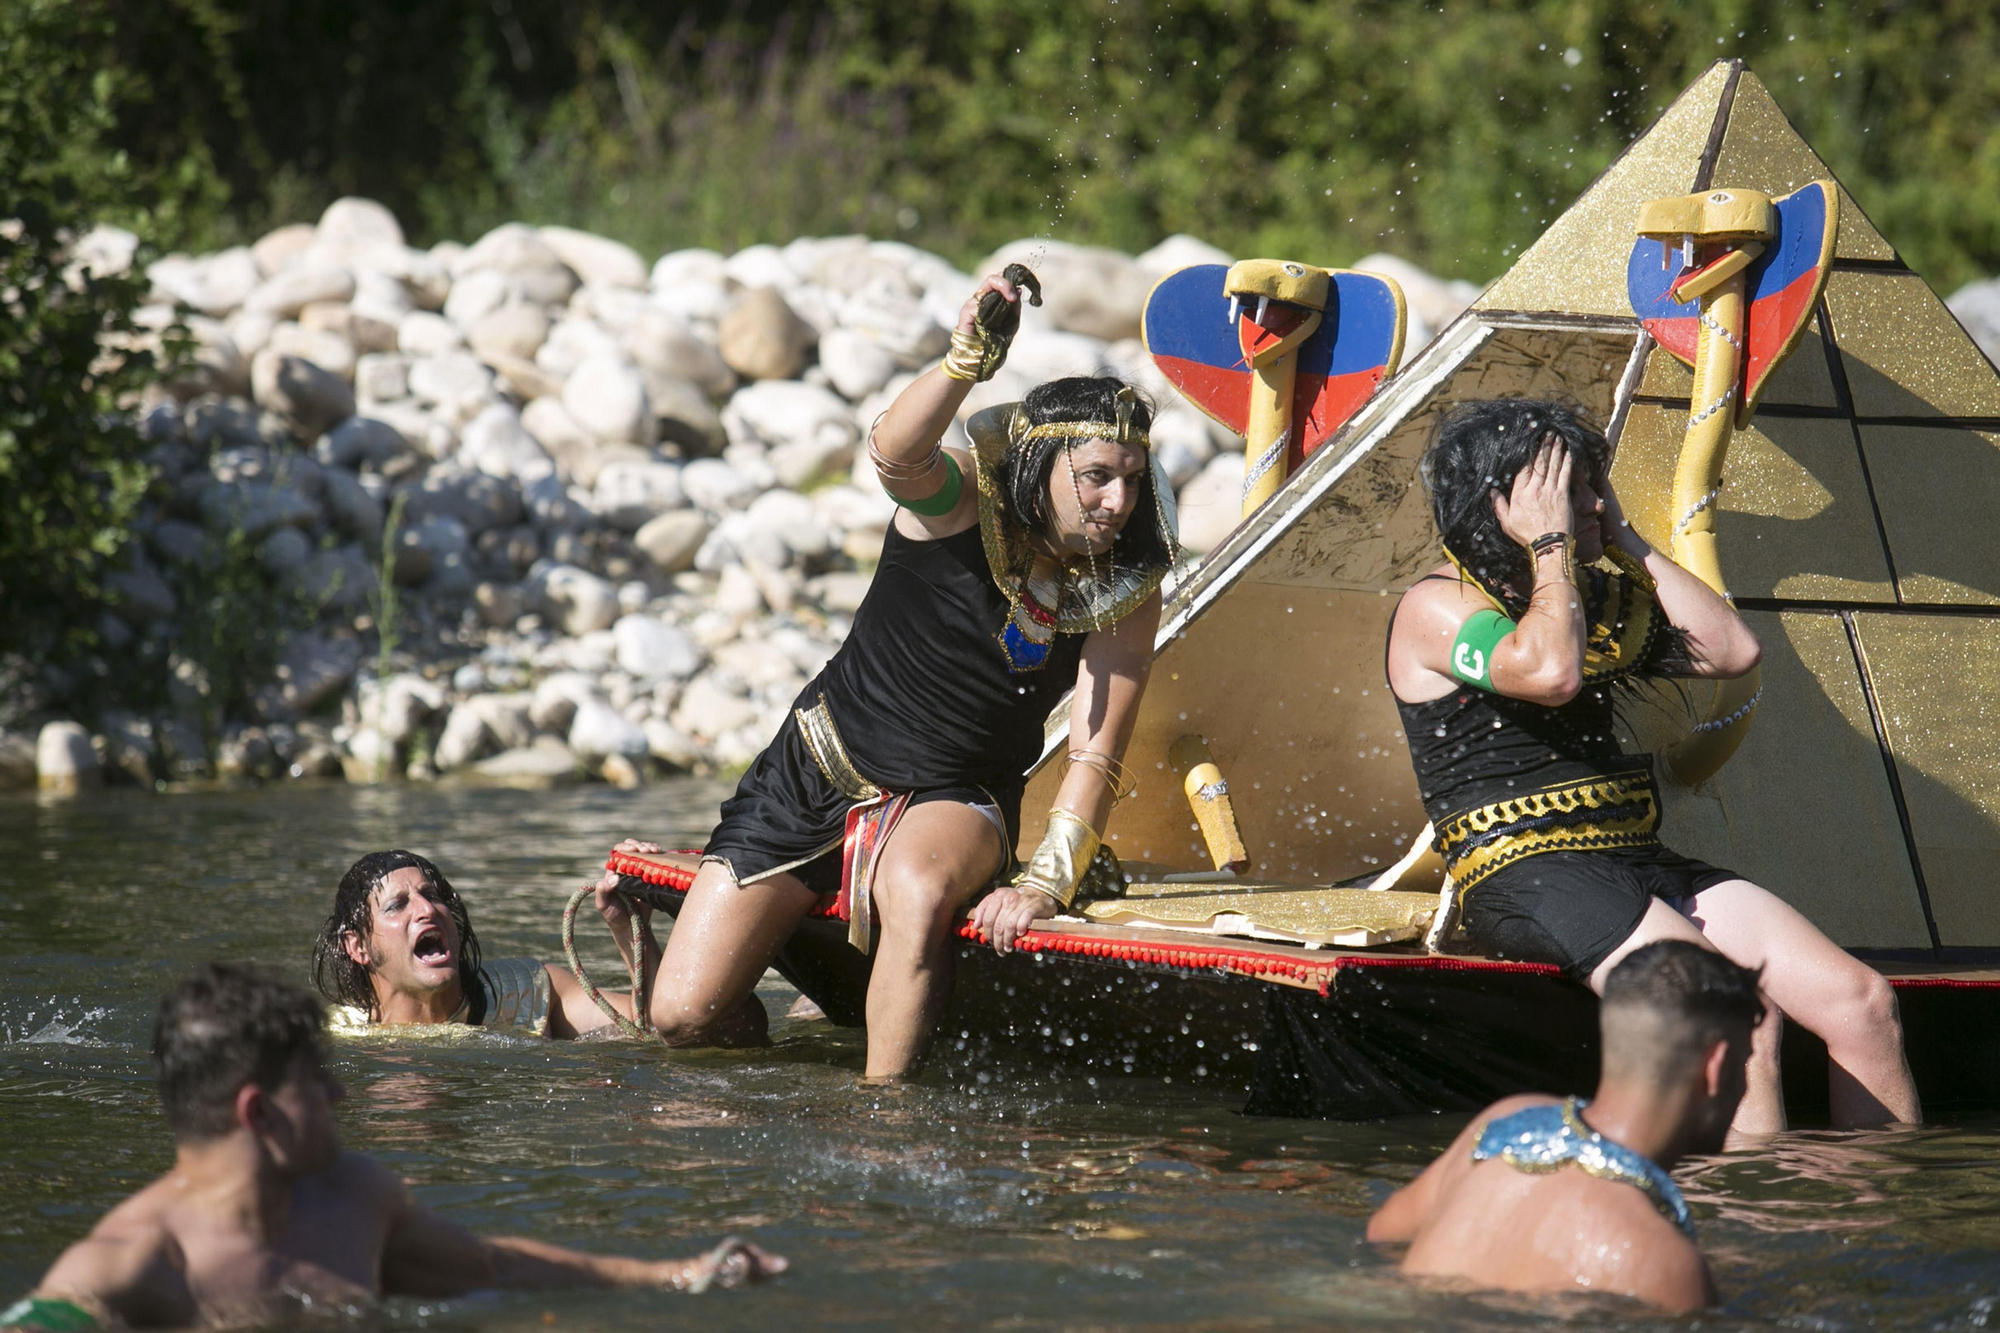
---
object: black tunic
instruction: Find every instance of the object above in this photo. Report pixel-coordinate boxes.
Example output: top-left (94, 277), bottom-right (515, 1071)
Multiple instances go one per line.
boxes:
top-left (704, 521), bottom-right (1085, 891)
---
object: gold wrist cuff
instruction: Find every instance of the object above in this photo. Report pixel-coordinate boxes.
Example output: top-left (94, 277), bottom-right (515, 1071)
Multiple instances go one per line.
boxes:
top-left (1014, 809), bottom-right (1100, 910)
top-left (943, 328), bottom-right (997, 382)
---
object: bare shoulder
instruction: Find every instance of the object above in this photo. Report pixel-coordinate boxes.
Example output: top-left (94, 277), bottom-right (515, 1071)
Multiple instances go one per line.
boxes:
top-left (1395, 567), bottom-right (1491, 634)
top-left (320, 1149), bottom-right (411, 1215)
top-left (33, 1181), bottom-right (188, 1324)
top-left (1573, 1186), bottom-right (1714, 1313)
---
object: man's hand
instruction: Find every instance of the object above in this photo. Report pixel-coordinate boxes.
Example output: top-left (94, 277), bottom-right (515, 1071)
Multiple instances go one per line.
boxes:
top-left (955, 271), bottom-right (1020, 338)
top-left (612, 838), bottom-right (662, 855)
top-left (968, 885), bottom-right (1060, 956)
top-left (1492, 437), bottom-right (1574, 550)
top-left (662, 1238), bottom-right (788, 1292)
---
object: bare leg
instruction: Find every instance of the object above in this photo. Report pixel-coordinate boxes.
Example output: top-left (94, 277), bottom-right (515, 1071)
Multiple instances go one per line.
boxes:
top-left (862, 802), bottom-right (1008, 1080)
top-left (1589, 898), bottom-right (1787, 1134)
top-left (649, 860), bottom-right (819, 1047)
top-left (1681, 879), bottom-right (1920, 1128)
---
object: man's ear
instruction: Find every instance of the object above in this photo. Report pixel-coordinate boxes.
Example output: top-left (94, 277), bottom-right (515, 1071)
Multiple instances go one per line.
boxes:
top-left (1702, 1036), bottom-right (1736, 1098)
top-left (340, 928), bottom-right (371, 970)
top-left (234, 1081), bottom-right (268, 1135)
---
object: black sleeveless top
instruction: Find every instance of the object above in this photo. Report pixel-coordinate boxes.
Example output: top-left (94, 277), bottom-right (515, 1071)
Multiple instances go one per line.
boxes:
top-left (1391, 574), bottom-right (1671, 825)
top-left (815, 521), bottom-right (1085, 792)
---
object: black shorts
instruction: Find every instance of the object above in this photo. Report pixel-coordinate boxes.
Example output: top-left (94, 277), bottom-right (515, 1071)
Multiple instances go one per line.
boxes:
top-left (1457, 846), bottom-right (1740, 979)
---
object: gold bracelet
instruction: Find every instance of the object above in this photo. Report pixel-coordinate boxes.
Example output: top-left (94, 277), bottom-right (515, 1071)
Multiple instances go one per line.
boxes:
top-left (1529, 532), bottom-right (1575, 583)
top-left (942, 328), bottom-right (995, 382)
top-left (1012, 809), bottom-right (1101, 910)
top-left (1065, 749), bottom-right (1137, 802)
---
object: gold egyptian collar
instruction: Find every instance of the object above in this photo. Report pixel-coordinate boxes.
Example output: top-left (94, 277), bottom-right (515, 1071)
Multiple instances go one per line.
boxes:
top-left (1442, 544), bottom-right (1662, 685)
top-left (964, 404), bottom-right (1174, 634)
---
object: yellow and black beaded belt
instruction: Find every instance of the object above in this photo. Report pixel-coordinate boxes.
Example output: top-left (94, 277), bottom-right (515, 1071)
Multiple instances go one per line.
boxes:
top-left (1437, 769), bottom-right (1662, 898)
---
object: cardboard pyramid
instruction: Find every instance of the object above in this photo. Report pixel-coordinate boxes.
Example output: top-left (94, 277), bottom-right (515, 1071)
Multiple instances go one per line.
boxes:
top-left (1020, 60), bottom-right (2000, 956)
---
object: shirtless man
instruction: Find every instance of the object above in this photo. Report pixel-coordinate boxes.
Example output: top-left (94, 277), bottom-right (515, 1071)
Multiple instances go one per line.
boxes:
top-left (311, 848), bottom-right (657, 1038)
top-left (1367, 941), bottom-right (1760, 1312)
top-left (3, 964), bottom-right (782, 1330)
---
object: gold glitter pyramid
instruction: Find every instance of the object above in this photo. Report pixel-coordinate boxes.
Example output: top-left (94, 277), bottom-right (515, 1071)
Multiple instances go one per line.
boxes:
top-left (1021, 60), bottom-right (2000, 954)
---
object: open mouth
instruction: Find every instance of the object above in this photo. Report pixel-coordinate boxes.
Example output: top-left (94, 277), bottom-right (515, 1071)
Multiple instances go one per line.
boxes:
top-left (413, 926), bottom-right (452, 968)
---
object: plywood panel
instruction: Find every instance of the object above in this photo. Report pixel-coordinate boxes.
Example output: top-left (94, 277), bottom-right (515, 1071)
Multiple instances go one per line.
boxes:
top-left (1853, 613), bottom-right (2000, 946)
top-left (1858, 424), bottom-right (2000, 606)
top-left (1610, 404), bottom-right (1894, 601)
top-left (1826, 271), bottom-right (2000, 419)
top-left (1651, 611), bottom-right (1929, 948)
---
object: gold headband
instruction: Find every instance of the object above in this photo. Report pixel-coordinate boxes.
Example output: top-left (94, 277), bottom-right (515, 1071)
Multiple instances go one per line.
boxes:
top-left (1014, 384), bottom-right (1150, 450)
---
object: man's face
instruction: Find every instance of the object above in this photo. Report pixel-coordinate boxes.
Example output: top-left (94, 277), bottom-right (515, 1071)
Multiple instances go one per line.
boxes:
top-left (263, 1052), bottom-right (345, 1175)
top-left (1688, 1031), bottom-right (1753, 1154)
top-left (1047, 439), bottom-right (1148, 557)
top-left (345, 866), bottom-right (462, 1007)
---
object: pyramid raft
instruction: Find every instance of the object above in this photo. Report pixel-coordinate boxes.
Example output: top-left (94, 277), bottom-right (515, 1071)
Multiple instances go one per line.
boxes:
top-left (1021, 59), bottom-right (2000, 961)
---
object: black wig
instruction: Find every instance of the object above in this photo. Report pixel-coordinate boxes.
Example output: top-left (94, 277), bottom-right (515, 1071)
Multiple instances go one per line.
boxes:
top-left (310, 850), bottom-right (485, 1023)
top-left (1000, 375), bottom-right (1176, 569)
top-left (1420, 398), bottom-right (1610, 610)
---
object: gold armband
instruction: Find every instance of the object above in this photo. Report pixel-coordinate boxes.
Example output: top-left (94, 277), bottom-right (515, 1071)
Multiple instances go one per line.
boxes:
top-left (942, 327), bottom-right (998, 382)
top-left (1014, 809), bottom-right (1101, 910)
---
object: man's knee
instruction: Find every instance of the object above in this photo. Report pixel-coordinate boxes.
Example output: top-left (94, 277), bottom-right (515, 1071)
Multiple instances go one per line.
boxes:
top-left (650, 992), bottom-right (765, 1047)
top-left (1845, 967), bottom-right (1901, 1035)
top-left (873, 863), bottom-right (969, 937)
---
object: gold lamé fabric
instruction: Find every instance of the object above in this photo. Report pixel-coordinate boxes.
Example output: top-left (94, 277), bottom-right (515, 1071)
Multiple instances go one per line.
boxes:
top-left (795, 694), bottom-right (883, 801)
top-left (1084, 883), bottom-right (1437, 945)
top-left (1437, 770), bottom-right (1663, 897)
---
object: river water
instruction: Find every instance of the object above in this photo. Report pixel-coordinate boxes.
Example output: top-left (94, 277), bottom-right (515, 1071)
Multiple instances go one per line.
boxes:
top-left (3, 782), bottom-right (1998, 1329)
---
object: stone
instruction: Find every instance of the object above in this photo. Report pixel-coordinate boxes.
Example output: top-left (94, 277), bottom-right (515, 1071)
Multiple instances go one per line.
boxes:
top-left (1134, 233), bottom-right (1234, 275)
top-left (373, 673), bottom-right (444, 745)
top-left (250, 350), bottom-right (355, 435)
top-left (260, 633), bottom-right (360, 717)
top-left (561, 355), bottom-right (654, 446)
top-left (651, 280), bottom-right (732, 329)
top-left (199, 479), bottom-right (319, 537)
top-left (535, 316), bottom-right (624, 379)
top-left (529, 671), bottom-right (600, 733)
top-left (99, 712), bottom-right (158, 786)
top-left (265, 321), bottom-right (357, 380)
top-left (806, 571), bottom-right (873, 615)
top-left (1151, 405), bottom-right (1218, 487)
top-left (300, 300), bottom-right (394, 354)
top-left (342, 727), bottom-right (398, 783)
top-left (0, 730), bottom-right (39, 789)
top-left (841, 282), bottom-right (950, 365)
top-left (521, 473), bottom-right (591, 531)
top-left (538, 226), bottom-right (647, 290)
top-left (723, 245), bottom-right (799, 289)
top-left (592, 458), bottom-right (684, 530)
top-left (633, 509), bottom-right (711, 573)
top-left (186, 248), bottom-right (263, 315)
top-left (398, 310), bottom-right (464, 357)
top-left (70, 224), bottom-right (140, 281)
top-left (37, 721), bottom-right (101, 793)
top-left (369, 402), bottom-right (459, 461)
top-left (460, 403), bottom-right (553, 482)
top-left (466, 736), bottom-right (580, 787)
top-left (159, 716), bottom-right (212, 780)
top-left (294, 544), bottom-right (375, 613)
top-left (1351, 252), bottom-right (1480, 342)
top-left (353, 352), bottom-right (411, 404)
top-left (1175, 453), bottom-right (1245, 555)
top-left (645, 373), bottom-right (726, 455)
top-left (672, 673), bottom-right (760, 739)
top-left (443, 268), bottom-right (517, 329)
top-left (217, 726), bottom-right (279, 781)
top-left (432, 702), bottom-right (494, 771)
top-left (260, 526), bottom-right (312, 576)
top-left (317, 197), bottom-right (405, 255)
top-left (468, 302), bottom-right (551, 362)
top-left (598, 753), bottom-right (643, 789)
top-left (642, 718), bottom-right (701, 770)
top-left (724, 378), bottom-right (858, 453)
top-left (396, 467), bottom-right (522, 534)
top-left (712, 563), bottom-right (766, 616)
top-left (289, 742), bottom-right (346, 780)
top-left (679, 457), bottom-right (760, 512)
top-left (623, 310), bottom-right (735, 397)
top-left (485, 352), bottom-right (563, 402)
top-left (107, 563), bottom-right (177, 622)
top-left (816, 326), bottom-right (899, 400)
top-left (651, 248), bottom-right (730, 289)
top-left (350, 268), bottom-right (415, 326)
top-left (473, 580), bottom-right (527, 627)
top-left (394, 513), bottom-right (470, 586)
top-left (567, 699), bottom-right (648, 762)
top-left (319, 467), bottom-right (384, 543)
top-left (718, 287), bottom-right (815, 381)
top-left (979, 238), bottom-right (1153, 341)
top-left (244, 265), bottom-right (356, 319)
top-left (537, 565), bottom-right (620, 635)
top-left (315, 415), bottom-right (408, 470)
top-left (613, 614), bottom-right (703, 681)
top-left (1947, 279), bottom-right (2000, 365)
top-left (408, 352), bottom-right (496, 412)
top-left (252, 223), bottom-right (317, 277)
top-left (745, 487), bottom-right (833, 561)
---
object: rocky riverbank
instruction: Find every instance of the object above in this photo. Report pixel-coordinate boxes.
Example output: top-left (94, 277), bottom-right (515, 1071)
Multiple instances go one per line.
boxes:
top-left (6, 199), bottom-right (1491, 794)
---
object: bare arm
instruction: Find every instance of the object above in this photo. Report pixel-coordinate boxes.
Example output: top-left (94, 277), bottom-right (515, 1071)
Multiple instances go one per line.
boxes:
top-left (381, 1181), bottom-right (784, 1296)
top-left (871, 273), bottom-right (1022, 539)
top-left (1601, 484), bottom-right (1761, 679)
top-left (25, 1211), bottom-right (190, 1329)
top-left (970, 589), bottom-right (1162, 952)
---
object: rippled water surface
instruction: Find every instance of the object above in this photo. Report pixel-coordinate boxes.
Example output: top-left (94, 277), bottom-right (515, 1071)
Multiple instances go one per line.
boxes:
top-left (4, 782), bottom-right (1999, 1329)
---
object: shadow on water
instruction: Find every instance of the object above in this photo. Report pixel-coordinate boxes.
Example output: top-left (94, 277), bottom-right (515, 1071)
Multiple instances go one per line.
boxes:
top-left (4, 782), bottom-right (2000, 1329)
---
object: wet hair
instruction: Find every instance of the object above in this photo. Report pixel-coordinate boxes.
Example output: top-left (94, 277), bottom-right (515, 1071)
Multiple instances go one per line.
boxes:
top-left (310, 850), bottom-right (485, 1024)
top-left (1420, 398), bottom-right (1610, 610)
top-left (153, 963), bottom-right (327, 1142)
top-left (1001, 375), bottom-right (1174, 569)
top-left (1600, 941), bottom-right (1764, 1085)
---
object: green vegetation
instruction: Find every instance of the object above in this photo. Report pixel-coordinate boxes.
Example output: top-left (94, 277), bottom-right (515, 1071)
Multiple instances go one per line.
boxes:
top-left (68, 0), bottom-right (2000, 291)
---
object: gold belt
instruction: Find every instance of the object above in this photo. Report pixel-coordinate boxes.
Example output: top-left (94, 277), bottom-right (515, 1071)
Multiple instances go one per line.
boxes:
top-left (795, 695), bottom-right (883, 802)
top-left (1437, 769), bottom-right (1662, 897)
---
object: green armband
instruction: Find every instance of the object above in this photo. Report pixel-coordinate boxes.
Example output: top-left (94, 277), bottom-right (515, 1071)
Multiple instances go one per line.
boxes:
top-left (1450, 609), bottom-right (1516, 691)
top-left (2, 1298), bottom-right (99, 1332)
top-left (890, 453), bottom-right (963, 517)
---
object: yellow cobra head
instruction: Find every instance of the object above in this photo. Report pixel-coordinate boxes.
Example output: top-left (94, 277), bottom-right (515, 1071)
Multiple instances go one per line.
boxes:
top-left (1634, 188), bottom-right (1777, 245)
top-left (1223, 259), bottom-right (1331, 311)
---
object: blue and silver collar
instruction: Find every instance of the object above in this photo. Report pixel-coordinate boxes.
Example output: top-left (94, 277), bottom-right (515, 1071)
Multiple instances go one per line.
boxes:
top-left (1471, 1096), bottom-right (1695, 1238)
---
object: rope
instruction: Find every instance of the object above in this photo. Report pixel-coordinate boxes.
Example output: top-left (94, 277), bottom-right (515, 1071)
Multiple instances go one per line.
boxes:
top-left (562, 884), bottom-right (654, 1040)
